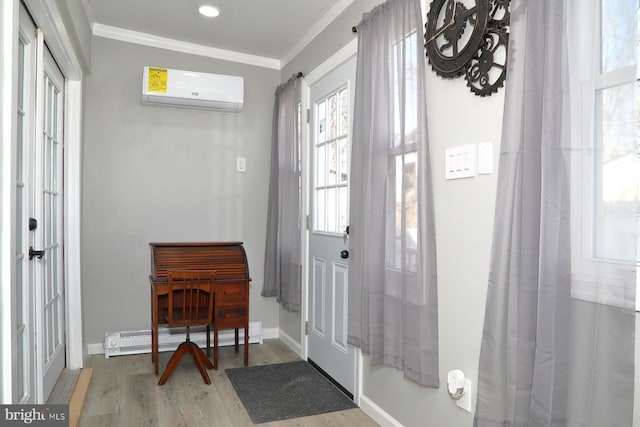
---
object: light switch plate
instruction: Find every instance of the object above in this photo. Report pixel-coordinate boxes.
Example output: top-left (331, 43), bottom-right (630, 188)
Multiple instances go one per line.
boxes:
top-left (445, 144), bottom-right (476, 180)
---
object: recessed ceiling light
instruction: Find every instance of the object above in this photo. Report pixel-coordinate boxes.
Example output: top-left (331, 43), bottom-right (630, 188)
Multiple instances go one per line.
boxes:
top-left (199, 5), bottom-right (220, 18)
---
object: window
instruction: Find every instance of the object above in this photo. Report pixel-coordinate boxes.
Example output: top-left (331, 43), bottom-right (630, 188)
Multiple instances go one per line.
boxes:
top-left (385, 30), bottom-right (419, 274)
top-left (594, 1), bottom-right (637, 262)
top-left (383, 30), bottom-right (424, 305)
top-left (571, 0), bottom-right (638, 309)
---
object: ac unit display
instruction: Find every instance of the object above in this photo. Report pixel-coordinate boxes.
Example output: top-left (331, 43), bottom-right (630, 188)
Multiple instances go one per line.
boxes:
top-left (142, 67), bottom-right (244, 112)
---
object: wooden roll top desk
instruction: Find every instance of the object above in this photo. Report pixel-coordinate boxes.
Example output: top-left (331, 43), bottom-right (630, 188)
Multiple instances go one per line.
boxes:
top-left (149, 242), bottom-right (251, 374)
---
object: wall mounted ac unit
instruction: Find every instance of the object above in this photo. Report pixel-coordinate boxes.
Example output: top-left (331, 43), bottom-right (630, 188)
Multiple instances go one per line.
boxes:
top-left (142, 66), bottom-right (244, 111)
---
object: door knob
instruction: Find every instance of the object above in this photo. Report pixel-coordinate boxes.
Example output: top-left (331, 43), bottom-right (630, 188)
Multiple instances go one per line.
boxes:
top-left (29, 246), bottom-right (45, 260)
top-left (340, 250), bottom-right (349, 259)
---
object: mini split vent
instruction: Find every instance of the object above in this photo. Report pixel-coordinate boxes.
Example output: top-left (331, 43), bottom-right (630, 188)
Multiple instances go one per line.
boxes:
top-left (142, 67), bottom-right (244, 112)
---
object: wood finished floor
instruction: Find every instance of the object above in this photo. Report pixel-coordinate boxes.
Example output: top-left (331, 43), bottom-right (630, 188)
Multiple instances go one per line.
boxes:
top-left (78, 339), bottom-right (378, 427)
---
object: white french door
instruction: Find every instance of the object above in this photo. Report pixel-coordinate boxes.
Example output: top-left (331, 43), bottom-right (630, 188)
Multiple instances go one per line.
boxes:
top-left (37, 44), bottom-right (66, 402)
top-left (15, 3), bottom-right (38, 404)
top-left (307, 56), bottom-right (357, 396)
top-left (16, 4), bottom-right (66, 403)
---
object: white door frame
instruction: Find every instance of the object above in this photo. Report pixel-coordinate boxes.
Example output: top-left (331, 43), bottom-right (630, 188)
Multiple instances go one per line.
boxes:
top-left (300, 38), bottom-right (362, 404)
top-left (1, 0), bottom-right (84, 402)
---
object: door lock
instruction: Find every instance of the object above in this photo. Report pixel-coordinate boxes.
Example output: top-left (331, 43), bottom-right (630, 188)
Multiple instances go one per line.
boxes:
top-left (340, 250), bottom-right (349, 259)
top-left (343, 225), bottom-right (350, 243)
top-left (29, 246), bottom-right (45, 260)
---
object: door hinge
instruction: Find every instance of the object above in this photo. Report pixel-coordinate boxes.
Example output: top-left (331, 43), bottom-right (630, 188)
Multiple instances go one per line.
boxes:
top-left (305, 321), bottom-right (309, 335)
top-left (306, 108), bottom-right (310, 124)
top-left (306, 215), bottom-right (310, 230)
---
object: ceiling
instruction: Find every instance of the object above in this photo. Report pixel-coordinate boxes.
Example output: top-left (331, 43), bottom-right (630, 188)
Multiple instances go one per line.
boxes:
top-left (83, 0), bottom-right (344, 62)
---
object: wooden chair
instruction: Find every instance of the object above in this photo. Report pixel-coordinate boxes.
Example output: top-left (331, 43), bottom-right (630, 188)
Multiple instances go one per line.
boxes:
top-left (158, 270), bottom-right (215, 385)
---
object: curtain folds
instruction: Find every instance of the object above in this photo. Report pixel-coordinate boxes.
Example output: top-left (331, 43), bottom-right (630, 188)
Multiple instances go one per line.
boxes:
top-left (262, 76), bottom-right (302, 311)
top-left (475, 1), bottom-right (637, 425)
top-left (347, 0), bottom-right (439, 387)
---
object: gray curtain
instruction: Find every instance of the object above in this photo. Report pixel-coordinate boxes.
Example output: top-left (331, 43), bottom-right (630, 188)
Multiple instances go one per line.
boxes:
top-left (475, 0), bottom-right (637, 425)
top-left (262, 76), bottom-right (302, 311)
top-left (347, 0), bottom-right (439, 387)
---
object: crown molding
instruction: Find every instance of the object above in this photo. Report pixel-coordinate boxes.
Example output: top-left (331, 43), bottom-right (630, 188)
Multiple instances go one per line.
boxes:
top-left (280, 0), bottom-right (354, 68)
top-left (92, 23), bottom-right (281, 70)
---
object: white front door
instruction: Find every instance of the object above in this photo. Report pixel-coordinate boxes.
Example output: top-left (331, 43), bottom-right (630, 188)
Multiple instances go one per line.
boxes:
top-left (16, 3), bottom-right (66, 403)
top-left (307, 56), bottom-right (357, 396)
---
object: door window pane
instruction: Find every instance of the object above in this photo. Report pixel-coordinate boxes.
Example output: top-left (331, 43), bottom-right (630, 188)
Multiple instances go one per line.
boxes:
top-left (314, 85), bottom-right (350, 234)
top-left (339, 138), bottom-right (348, 184)
top-left (327, 141), bottom-right (337, 186)
top-left (318, 100), bottom-right (326, 143)
top-left (328, 93), bottom-right (337, 139)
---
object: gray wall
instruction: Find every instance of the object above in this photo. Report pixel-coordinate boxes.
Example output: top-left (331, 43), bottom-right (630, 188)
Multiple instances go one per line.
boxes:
top-left (284, 2), bottom-right (640, 426)
top-left (283, 1), bottom-right (502, 425)
top-left (361, 72), bottom-right (503, 427)
top-left (82, 37), bottom-right (280, 345)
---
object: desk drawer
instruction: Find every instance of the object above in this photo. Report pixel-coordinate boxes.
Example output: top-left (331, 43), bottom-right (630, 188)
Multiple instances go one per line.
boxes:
top-left (216, 283), bottom-right (248, 304)
top-left (216, 306), bottom-right (247, 327)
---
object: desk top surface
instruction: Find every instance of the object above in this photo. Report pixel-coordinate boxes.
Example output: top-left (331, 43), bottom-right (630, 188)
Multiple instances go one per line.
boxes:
top-left (149, 242), bottom-right (243, 247)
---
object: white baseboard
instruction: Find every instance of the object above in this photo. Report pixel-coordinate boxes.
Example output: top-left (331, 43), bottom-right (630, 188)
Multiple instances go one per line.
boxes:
top-left (359, 394), bottom-right (404, 427)
top-left (262, 327), bottom-right (279, 340)
top-left (87, 342), bottom-right (105, 355)
top-left (278, 328), bottom-right (302, 357)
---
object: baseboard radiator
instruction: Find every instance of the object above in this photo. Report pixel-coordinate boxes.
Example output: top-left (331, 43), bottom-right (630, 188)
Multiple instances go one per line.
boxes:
top-left (103, 321), bottom-right (263, 359)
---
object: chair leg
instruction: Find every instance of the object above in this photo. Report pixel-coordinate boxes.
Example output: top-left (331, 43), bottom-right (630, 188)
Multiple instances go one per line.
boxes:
top-left (185, 343), bottom-right (212, 384)
top-left (158, 341), bottom-right (190, 385)
top-left (158, 341), bottom-right (214, 385)
top-left (234, 328), bottom-right (239, 353)
top-left (193, 342), bottom-right (214, 370)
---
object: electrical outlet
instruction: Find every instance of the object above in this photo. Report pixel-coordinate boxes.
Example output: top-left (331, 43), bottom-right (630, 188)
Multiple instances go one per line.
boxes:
top-left (456, 378), bottom-right (472, 413)
top-left (236, 156), bottom-right (246, 172)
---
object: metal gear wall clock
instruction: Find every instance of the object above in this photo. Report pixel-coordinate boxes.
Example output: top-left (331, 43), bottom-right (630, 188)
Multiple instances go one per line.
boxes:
top-left (425, 0), bottom-right (510, 97)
